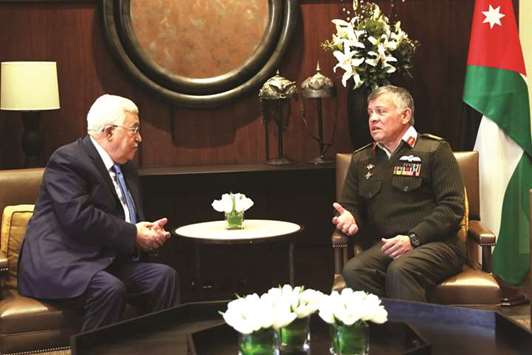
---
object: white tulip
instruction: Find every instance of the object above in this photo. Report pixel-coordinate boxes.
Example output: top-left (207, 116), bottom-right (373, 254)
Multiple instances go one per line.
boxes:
top-left (212, 193), bottom-right (254, 213)
top-left (318, 289), bottom-right (388, 326)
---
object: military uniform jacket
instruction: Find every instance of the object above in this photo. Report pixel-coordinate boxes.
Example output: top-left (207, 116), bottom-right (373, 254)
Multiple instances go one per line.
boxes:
top-left (340, 134), bottom-right (465, 248)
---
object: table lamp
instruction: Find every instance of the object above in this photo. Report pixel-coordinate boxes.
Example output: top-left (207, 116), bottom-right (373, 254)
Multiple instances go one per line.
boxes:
top-left (300, 62), bottom-right (337, 164)
top-left (1, 61), bottom-right (60, 167)
top-left (259, 71), bottom-right (297, 165)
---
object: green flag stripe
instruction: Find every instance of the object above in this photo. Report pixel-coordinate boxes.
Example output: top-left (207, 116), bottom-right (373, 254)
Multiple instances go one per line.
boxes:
top-left (492, 153), bottom-right (532, 285)
top-left (464, 66), bottom-right (532, 157)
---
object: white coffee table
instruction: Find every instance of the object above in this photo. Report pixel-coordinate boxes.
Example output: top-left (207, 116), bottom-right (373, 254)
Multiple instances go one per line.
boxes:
top-left (175, 219), bottom-right (302, 298)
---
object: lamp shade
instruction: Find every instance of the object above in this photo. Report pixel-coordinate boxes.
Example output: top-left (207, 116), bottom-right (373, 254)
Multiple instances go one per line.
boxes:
top-left (1, 61), bottom-right (60, 111)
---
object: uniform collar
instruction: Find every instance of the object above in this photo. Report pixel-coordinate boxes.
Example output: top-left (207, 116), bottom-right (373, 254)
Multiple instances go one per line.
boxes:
top-left (375, 126), bottom-right (418, 158)
top-left (402, 126), bottom-right (418, 148)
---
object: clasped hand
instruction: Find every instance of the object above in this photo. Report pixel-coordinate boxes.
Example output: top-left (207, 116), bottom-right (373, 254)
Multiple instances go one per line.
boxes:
top-left (136, 217), bottom-right (171, 251)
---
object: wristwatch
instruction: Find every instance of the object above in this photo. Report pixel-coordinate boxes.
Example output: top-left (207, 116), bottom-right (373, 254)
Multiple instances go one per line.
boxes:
top-left (408, 233), bottom-right (421, 248)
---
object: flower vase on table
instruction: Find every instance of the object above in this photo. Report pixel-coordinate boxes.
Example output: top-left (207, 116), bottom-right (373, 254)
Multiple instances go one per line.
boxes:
top-left (212, 192), bottom-right (253, 230)
top-left (329, 321), bottom-right (369, 355)
top-left (319, 289), bottom-right (388, 355)
top-left (221, 286), bottom-right (324, 355)
top-left (268, 285), bottom-right (323, 353)
top-left (279, 315), bottom-right (311, 352)
top-left (225, 210), bottom-right (245, 229)
top-left (238, 328), bottom-right (279, 355)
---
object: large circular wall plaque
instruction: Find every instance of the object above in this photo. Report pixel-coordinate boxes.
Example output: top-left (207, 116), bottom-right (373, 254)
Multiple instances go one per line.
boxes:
top-left (100, 0), bottom-right (298, 108)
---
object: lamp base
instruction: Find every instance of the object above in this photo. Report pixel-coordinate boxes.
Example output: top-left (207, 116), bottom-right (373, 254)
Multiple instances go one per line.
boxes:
top-left (266, 157), bottom-right (293, 166)
top-left (309, 155), bottom-right (334, 165)
top-left (21, 111), bottom-right (43, 168)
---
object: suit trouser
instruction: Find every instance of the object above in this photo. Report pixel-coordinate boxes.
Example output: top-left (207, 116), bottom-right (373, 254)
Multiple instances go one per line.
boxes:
top-left (70, 261), bottom-right (178, 332)
top-left (342, 240), bottom-right (464, 302)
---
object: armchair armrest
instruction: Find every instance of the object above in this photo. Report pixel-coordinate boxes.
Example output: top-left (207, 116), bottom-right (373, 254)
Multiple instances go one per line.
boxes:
top-left (468, 220), bottom-right (496, 272)
top-left (0, 250), bottom-right (7, 276)
top-left (468, 220), bottom-right (496, 246)
top-left (331, 229), bottom-right (349, 275)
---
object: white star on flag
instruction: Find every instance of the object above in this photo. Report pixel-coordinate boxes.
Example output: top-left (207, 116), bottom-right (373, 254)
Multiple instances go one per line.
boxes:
top-left (482, 4), bottom-right (505, 29)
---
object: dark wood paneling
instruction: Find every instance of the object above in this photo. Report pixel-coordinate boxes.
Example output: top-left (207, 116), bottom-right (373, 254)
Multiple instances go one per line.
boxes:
top-left (0, 1), bottom-right (487, 168)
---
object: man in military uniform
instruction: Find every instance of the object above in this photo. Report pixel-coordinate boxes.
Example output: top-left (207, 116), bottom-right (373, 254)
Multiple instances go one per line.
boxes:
top-left (333, 85), bottom-right (465, 301)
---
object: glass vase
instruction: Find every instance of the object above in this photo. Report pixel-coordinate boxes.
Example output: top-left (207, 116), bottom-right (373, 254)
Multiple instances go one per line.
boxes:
top-left (238, 328), bottom-right (279, 355)
top-left (225, 210), bottom-right (244, 229)
top-left (329, 321), bottom-right (369, 355)
top-left (279, 316), bottom-right (311, 352)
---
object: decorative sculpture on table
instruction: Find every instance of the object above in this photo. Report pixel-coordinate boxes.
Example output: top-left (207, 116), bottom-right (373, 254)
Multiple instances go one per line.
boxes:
top-left (300, 62), bottom-right (337, 164)
top-left (259, 71), bottom-right (297, 165)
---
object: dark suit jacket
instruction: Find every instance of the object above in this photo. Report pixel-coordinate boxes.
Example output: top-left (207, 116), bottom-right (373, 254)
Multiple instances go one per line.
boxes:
top-left (18, 136), bottom-right (145, 299)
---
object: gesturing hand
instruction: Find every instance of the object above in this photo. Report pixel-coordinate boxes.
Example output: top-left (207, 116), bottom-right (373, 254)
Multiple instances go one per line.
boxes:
top-left (331, 202), bottom-right (359, 236)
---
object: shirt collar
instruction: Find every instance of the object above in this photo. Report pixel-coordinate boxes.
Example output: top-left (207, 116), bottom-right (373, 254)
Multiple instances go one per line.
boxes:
top-left (89, 136), bottom-right (115, 171)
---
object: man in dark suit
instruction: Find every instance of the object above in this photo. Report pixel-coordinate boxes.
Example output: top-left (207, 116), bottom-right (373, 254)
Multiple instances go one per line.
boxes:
top-left (18, 94), bottom-right (177, 331)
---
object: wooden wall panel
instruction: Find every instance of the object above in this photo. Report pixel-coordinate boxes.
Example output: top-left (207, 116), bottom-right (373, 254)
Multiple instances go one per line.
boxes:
top-left (0, 1), bottom-right (495, 168)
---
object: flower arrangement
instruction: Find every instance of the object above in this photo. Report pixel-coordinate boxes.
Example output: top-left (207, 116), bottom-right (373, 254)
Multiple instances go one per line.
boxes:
top-left (212, 193), bottom-right (254, 214)
top-left (221, 285), bottom-right (323, 335)
top-left (263, 284), bottom-right (324, 320)
top-left (222, 287), bottom-right (387, 354)
top-left (212, 193), bottom-right (254, 229)
top-left (320, 289), bottom-right (388, 355)
top-left (221, 293), bottom-right (290, 335)
top-left (319, 288), bottom-right (388, 326)
top-left (322, 0), bottom-right (418, 90)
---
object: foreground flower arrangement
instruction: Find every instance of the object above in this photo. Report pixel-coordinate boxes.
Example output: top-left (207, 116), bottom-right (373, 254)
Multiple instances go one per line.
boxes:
top-left (319, 288), bottom-right (388, 355)
top-left (318, 288), bottom-right (388, 326)
top-left (322, 0), bottom-right (418, 90)
top-left (212, 193), bottom-right (254, 229)
top-left (221, 286), bottom-right (387, 354)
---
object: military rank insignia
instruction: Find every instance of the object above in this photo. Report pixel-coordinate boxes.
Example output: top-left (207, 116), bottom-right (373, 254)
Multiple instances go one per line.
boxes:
top-left (394, 155), bottom-right (422, 176)
top-left (365, 163), bottom-right (375, 179)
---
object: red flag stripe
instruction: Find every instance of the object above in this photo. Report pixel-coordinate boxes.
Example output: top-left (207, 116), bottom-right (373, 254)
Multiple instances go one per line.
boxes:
top-left (466, 0), bottom-right (526, 75)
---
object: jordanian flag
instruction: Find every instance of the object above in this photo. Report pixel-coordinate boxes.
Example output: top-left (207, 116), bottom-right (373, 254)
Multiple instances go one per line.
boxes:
top-left (463, 0), bottom-right (532, 285)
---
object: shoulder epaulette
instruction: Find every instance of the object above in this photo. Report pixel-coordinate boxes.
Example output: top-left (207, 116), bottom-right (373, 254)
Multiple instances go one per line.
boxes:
top-left (353, 143), bottom-right (373, 154)
top-left (420, 133), bottom-right (443, 141)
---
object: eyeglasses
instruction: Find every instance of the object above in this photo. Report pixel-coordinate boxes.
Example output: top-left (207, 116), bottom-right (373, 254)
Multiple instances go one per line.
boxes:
top-left (112, 124), bottom-right (141, 135)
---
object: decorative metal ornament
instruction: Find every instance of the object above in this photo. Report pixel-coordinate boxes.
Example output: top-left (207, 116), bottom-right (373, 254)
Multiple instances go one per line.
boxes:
top-left (259, 71), bottom-right (297, 165)
top-left (300, 62), bottom-right (337, 164)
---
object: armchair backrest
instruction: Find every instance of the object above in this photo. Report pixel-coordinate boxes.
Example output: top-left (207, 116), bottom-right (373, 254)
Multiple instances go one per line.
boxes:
top-left (0, 168), bottom-right (44, 290)
top-left (0, 168), bottom-right (44, 217)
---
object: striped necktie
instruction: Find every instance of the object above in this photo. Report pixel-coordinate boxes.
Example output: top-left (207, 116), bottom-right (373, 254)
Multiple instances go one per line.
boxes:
top-left (112, 164), bottom-right (137, 223)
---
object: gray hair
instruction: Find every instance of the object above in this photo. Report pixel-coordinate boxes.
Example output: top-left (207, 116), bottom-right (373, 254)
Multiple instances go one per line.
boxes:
top-left (368, 85), bottom-right (415, 125)
top-left (87, 94), bottom-right (138, 133)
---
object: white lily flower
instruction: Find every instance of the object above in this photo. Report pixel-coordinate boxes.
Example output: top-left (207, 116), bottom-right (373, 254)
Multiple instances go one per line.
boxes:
top-left (323, 1), bottom-right (417, 90)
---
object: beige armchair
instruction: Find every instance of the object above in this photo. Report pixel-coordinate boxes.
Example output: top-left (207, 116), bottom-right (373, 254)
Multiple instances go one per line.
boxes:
top-left (332, 151), bottom-right (502, 305)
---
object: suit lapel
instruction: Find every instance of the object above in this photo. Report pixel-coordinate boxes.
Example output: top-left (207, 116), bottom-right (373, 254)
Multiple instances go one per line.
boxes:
top-left (80, 136), bottom-right (120, 202)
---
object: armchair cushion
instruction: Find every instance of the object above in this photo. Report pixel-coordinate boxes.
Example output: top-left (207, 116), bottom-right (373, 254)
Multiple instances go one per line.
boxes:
top-left (429, 266), bottom-right (503, 305)
top-left (0, 204), bottom-right (78, 354)
top-left (1, 204), bottom-right (34, 290)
